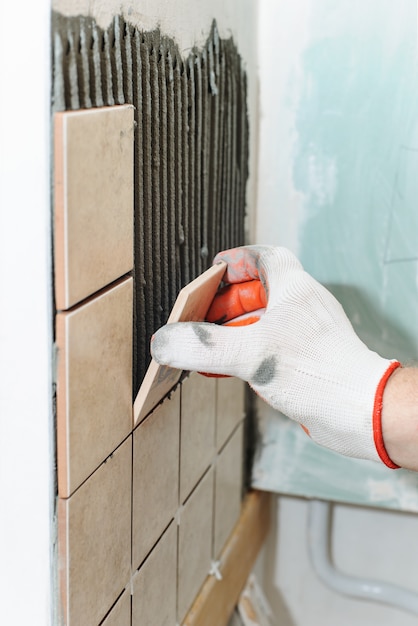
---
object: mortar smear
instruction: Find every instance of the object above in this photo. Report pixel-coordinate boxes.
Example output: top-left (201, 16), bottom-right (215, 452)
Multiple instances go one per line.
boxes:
top-left (52, 13), bottom-right (249, 394)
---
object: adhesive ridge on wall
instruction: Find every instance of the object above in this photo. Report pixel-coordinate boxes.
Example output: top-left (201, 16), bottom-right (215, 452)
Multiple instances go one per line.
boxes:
top-left (52, 13), bottom-right (249, 393)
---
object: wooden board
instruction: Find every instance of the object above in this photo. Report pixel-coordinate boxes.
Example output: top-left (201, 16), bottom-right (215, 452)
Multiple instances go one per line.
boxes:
top-left (133, 261), bottom-right (227, 425)
top-left (182, 490), bottom-right (271, 626)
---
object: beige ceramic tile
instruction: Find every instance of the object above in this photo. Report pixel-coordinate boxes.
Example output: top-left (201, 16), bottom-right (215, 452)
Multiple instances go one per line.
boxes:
top-left (180, 373), bottom-right (216, 503)
top-left (58, 437), bottom-right (132, 626)
top-left (132, 520), bottom-right (177, 626)
top-left (213, 422), bottom-right (244, 558)
top-left (54, 104), bottom-right (134, 310)
top-left (101, 589), bottom-right (131, 626)
top-left (56, 277), bottom-right (133, 497)
top-left (132, 388), bottom-right (180, 569)
top-left (133, 261), bottom-right (226, 425)
top-left (216, 377), bottom-right (245, 449)
top-left (178, 467), bottom-right (214, 623)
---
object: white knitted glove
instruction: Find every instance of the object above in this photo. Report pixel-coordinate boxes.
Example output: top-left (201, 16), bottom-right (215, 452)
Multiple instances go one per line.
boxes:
top-left (151, 246), bottom-right (401, 466)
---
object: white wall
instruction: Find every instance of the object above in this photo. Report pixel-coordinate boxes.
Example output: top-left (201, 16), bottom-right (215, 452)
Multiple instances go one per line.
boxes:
top-left (255, 1), bottom-right (418, 624)
top-left (256, 0), bottom-right (311, 252)
top-left (0, 1), bottom-right (53, 625)
top-left (256, 496), bottom-right (418, 626)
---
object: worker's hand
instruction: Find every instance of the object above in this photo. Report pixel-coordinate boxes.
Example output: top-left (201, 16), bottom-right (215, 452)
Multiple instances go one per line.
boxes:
top-left (151, 245), bottom-right (400, 466)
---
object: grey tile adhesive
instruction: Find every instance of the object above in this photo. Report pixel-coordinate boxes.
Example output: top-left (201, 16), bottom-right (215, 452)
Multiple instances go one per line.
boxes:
top-left (52, 13), bottom-right (249, 395)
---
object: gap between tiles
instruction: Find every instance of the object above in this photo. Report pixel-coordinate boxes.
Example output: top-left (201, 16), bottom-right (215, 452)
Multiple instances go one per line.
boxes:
top-left (217, 417), bottom-right (246, 456)
top-left (176, 517), bottom-right (180, 625)
top-left (176, 375), bottom-right (182, 625)
top-left (131, 516), bottom-right (176, 576)
top-left (129, 429), bottom-right (134, 591)
top-left (213, 421), bottom-right (245, 560)
top-left (210, 448), bottom-right (217, 576)
top-left (97, 588), bottom-right (127, 626)
top-left (135, 375), bottom-right (187, 425)
top-left (177, 463), bottom-right (213, 510)
top-left (58, 430), bottom-right (133, 500)
top-left (55, 271), bottom-right (133, 314)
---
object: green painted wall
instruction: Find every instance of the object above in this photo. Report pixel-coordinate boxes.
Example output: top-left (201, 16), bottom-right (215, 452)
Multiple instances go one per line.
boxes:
top-left (296, 0), bottom-right (418, 362)
top-left (253, 0), bottom-right (418, 510)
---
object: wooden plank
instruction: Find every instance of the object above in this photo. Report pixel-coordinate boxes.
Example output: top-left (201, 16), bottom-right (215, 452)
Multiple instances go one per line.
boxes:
top-left (133, 261), bottom-right (227, 425)
top-left (182, 490), bottom-right (271, 626)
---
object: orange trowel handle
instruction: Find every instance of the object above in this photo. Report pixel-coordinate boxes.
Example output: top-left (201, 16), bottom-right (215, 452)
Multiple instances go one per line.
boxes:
top-left (206, 280), bottom-right (267, 324)
top-left (199, 279), bottom-right (266, 378)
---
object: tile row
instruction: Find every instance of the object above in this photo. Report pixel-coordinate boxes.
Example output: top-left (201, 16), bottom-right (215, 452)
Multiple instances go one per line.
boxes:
top-left (54, 105), bottom-right (246, 625)
top-left (56, 277), bottom-right (133, 497)
top-left (58, 402), bottom-right (244, 625)
top-left (57, 306), bottom-right (245, 498)
top-left (54, 105), bottom-right (135, 311)
top-left (54, 104), bottom-right (136, 496)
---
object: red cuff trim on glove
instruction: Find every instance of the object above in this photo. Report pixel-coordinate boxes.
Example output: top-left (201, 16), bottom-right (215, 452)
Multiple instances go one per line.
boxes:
top-left (373, 361), bottom-right (402, 469)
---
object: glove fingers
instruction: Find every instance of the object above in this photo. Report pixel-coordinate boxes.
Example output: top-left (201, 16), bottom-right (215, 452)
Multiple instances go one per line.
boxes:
top-left (213, 246), bottom-right (303, 305)
top-left (213, 246), bottom-right (267, 283)
top-left (151, 321), bottom-right (254, 379)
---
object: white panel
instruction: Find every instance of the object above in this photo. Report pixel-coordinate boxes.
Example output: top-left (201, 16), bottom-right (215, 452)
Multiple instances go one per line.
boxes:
top-left (0, 1), bottom-right (52, 624)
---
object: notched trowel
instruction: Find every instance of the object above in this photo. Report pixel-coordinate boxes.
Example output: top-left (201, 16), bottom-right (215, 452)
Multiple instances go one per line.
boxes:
top-left (133, 260), bottom-right (227, 425)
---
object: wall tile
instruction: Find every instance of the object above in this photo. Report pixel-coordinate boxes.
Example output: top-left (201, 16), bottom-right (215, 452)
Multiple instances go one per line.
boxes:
top-left (216, 377), bottom-right (245, 449)
top-left (56, 277), bottom-right (133, 497)
top-left (132, 520), bottom-right (177, 626)
top-left (58, 437), bottom-right (132, 626)
top-left (180, 373), bottom-right (216, 503)
top-left (213, 422), bottom-right (244, 558)
top-left (133, 261), bottom-right (227, 426)
top-left (101, 589), bottom-right (131, 626)
top-left (132, 388), bottom-right (180, 569)
top-left (178, 467), bottom-right (214, 623)
top-left (54, 105), bottom-right (134, 310)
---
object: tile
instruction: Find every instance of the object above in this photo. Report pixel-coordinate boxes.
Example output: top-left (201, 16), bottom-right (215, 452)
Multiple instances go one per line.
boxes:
top-left (132, 388), bottom-right (180, 569)
top-left (180, 373), bottom-right (216, 503)
top-left (216, 377), bottom-right (245, 449)
top-left (54, 104), bottom-right (134, 309)
top-left (132, 520), bottom-right (177, 626)
top-left (213, 423), bottom-right (244, 559)
top-left (133, 261), bottom-right (226, 425)
top-left (58, 437), bottom-right (132, 626)
top-left (178, 467), bottom-right (214, 623)
top-left (101, 589), bottom-right (131, 626)
top-left (56, 277), bottom-right (133, 497)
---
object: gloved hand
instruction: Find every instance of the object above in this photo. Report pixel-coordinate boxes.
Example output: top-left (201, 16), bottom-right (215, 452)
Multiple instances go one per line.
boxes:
top-left (151, 245), bottom-right (401, 467)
